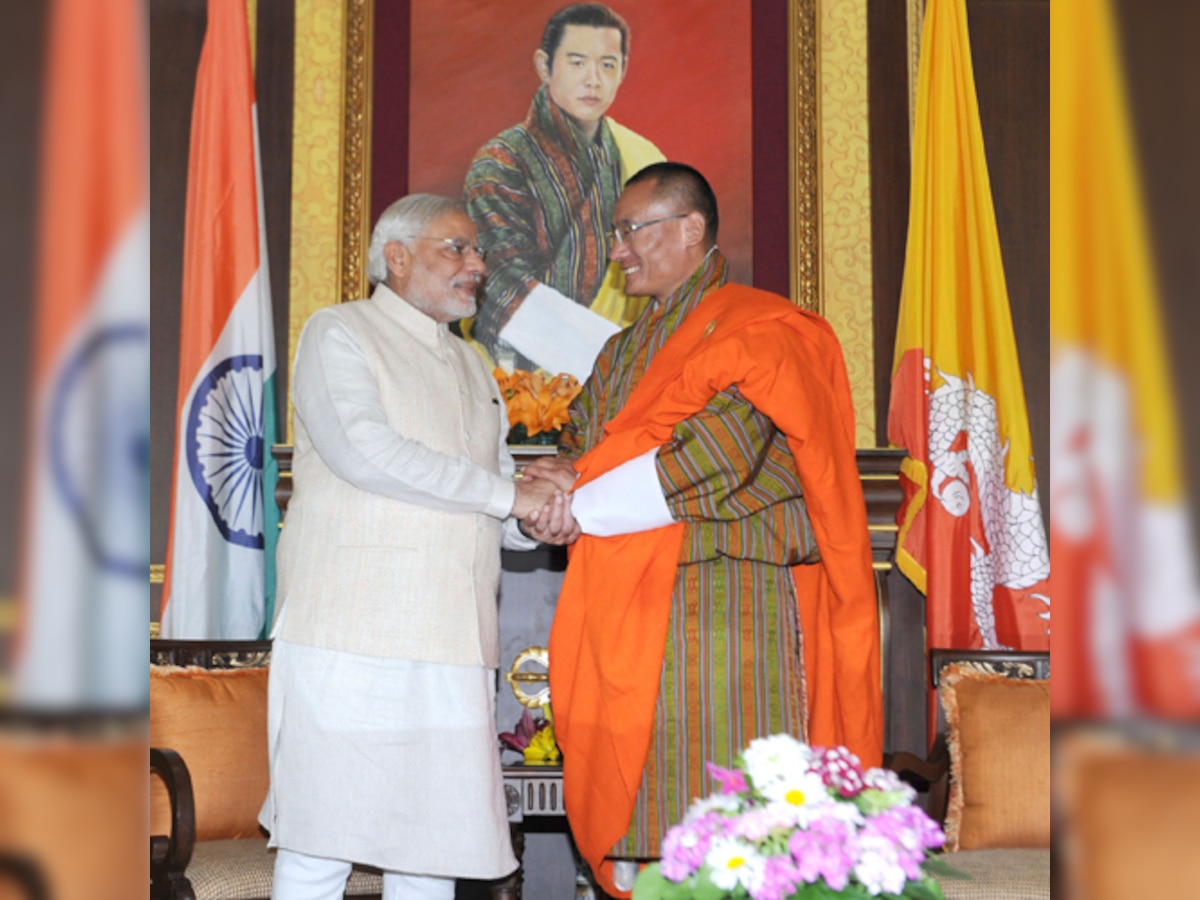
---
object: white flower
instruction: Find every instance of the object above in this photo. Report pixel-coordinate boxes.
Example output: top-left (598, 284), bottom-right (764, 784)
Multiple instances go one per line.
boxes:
top-left (758, 766), bottom-right (831, 812)
top-left (854, 834), bottom-right (908, 896)
top-left (818, 798), bottom-right (866, 827)
top-left (863, 767), bottom-right (917, 801)
top-left (685, 791), bottom-right (742, 820)
top-left (705, 838), bottom-right (766, 893)
top-left (741, 734), bottom-right (815, 791)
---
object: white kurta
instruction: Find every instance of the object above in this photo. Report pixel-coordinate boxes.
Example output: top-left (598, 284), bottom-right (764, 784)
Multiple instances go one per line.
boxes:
top-left (259, 288), bottom-right (535, 878)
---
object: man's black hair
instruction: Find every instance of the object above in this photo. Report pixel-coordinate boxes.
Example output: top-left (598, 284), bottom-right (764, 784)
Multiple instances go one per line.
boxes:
top-left (625, 161), bottom-right (720, 244)
top-left (542, 3), bottom-right (630, 70)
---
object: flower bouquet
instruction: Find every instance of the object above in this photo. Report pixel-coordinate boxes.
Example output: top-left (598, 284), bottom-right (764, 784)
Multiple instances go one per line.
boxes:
top-left (493, 369), bottom-right (581, 445)
top-left (498, 704), bottom-right (561, 764)
top-left (633, 734), bottom-right (955, 900)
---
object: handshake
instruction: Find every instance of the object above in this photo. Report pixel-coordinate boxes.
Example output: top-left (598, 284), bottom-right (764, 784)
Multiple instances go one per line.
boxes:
top-left (511, 457), bottom-right (582, 545)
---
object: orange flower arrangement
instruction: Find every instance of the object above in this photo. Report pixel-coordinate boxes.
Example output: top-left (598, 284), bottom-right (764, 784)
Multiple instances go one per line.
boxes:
top-left (493, 368), bottom-right (582, 438)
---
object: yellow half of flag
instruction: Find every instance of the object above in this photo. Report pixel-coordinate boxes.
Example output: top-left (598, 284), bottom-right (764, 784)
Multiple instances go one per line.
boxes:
top-left (889, 0), bottom-right (1049, 651)
top-left (1051, 0), bottom-right (1181, 503)
top-left (892, 0), bottom-right (1036, 497)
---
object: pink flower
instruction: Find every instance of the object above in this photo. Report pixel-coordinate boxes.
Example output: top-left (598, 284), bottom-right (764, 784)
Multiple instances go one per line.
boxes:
top-left (730, 804), bottom-right (798, 841)
top-left (854, 830), bottom-right (908, 895)
top-left (867, 806), bottom-right (945, 879)
top-left (788, 816), bottom-right (858, 891)
top-left (706, 761), bottom-right (748, 794)
top-left (752, 855), bottom-right (802, 900)
top-left (661, 813), bottom-right (729, 881)
top-left (817, 746), bottom-right (866, 798)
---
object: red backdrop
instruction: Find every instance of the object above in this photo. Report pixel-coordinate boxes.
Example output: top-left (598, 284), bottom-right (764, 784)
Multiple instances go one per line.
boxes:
top-left (402, 0), bottom-right (755, 284)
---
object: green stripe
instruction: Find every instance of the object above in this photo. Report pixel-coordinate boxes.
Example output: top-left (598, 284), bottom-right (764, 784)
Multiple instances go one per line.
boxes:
top-left (260, 372), bottom-right (280, 638)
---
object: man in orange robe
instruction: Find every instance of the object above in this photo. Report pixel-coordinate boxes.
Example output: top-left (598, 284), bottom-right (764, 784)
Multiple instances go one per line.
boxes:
top-left (524, 163), bottom-right (881, 897)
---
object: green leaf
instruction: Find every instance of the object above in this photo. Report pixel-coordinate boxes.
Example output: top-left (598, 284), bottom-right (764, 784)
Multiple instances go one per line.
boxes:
top-left (790, 880), bottom-right (848, 900)
top-left (632, 863), bottom-right (687, 900)
top-left (690, 869), bottom-right (729, 900)
top-left (788, 883), bottom-right (823, 900)
top-left (900, 878), bottom-right (946, 900)
top-left (631, 863), bottom-right (665, 900)
top-left (838, 885), bottom-right (873, 900)
top-left (921, 856), bottom-right (970, 880)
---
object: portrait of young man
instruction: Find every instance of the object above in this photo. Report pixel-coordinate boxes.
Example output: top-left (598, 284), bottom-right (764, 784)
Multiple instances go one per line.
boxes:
top-left (404, 0), bottom-right (755, 379)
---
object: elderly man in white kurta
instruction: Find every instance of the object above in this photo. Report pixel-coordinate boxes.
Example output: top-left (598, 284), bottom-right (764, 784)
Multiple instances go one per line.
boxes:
top-left (259, 194), bottom-right (560, 900)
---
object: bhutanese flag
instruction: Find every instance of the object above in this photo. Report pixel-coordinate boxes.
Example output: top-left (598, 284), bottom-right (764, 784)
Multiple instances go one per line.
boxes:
top-left (161, 0), bottom-right (279, 638)
top-left (888, 0), bottom-right (1049, 651)
top-left (1051, 0), bottom-right (1200, 718)
top-left (14, 0), bottom-right (149, 707)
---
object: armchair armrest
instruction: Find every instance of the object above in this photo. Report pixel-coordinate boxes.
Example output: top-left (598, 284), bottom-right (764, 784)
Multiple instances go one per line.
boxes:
top-left (0, 854), bottom-right (48, 900)
top-left (150, 747), bottom-right (196, 900)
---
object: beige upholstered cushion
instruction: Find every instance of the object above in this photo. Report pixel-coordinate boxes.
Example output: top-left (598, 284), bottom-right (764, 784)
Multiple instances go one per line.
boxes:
top-left (933, 848), bottom-right (1050, 900)
top-left (187, 839), bottom-right (383, 900)
top-left (940, 664), bottom-right (1050, 851)
top-left (150, 665), bottom-right (270, 840)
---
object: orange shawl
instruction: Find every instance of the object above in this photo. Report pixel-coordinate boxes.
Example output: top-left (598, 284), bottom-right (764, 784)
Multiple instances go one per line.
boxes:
top-left (548, 284), bottom-right (882, 896)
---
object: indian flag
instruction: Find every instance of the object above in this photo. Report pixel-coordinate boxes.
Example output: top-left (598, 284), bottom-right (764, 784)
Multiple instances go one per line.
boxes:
top-left (161, 0), bottom-right (280, 639)
top-left (888, 0), bottom-right (1049, 652)
top-left (1051, 0), bottom-right (1200, 718)
top-left (14, 0), bottom-right (149, 707)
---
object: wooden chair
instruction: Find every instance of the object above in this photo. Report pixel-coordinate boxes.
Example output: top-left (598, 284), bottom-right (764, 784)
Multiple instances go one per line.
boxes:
top-left (150, 639), bottom-right (384, 900)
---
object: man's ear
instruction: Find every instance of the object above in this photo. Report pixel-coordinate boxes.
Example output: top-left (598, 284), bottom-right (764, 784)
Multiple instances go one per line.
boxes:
top-left (384, 240), bottom-right (410, 281)
top-left (682, 211), bottom-right (708, 248)
top-left (534, 49), bottom-right (551, 83)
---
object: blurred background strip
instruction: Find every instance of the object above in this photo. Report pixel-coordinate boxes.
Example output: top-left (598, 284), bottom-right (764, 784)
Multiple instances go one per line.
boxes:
top-left (15, 0), bottom-right (149, 709)
top-left (1050, 0), bottom-right (1200, 722)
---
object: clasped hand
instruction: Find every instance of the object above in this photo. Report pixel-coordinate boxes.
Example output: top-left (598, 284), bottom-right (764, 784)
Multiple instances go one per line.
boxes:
top-left (511, 457), bottom-right (581, 545)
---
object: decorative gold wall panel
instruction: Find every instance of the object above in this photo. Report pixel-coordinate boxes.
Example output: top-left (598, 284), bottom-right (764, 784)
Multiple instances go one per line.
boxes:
top-left (907, 0), bottom-right (926, 141)
top-left (288, 0), bottom-right (348, 438)
top-left (818, 0), bottom-right (876, 446)
top-left (790, 0), bottom-right (821, 313)
top-left (337, 0), bottom-right (374, 307)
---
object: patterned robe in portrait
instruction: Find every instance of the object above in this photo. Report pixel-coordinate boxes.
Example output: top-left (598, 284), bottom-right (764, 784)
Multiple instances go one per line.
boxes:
top-left (463, 85), bottom-right (658, 369)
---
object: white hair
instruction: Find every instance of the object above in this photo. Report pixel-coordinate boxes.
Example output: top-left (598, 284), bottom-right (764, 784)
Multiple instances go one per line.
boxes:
top-left (366, 193), bottom-right (464, 285)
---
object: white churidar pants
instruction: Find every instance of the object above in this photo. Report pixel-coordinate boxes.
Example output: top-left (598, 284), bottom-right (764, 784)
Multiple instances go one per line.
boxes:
top-left (272, 848), bottom-right (456, 900)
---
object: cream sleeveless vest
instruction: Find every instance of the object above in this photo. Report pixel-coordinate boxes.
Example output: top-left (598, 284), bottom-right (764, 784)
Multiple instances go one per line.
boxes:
top-left (277, 288), bottom-right (505, 667)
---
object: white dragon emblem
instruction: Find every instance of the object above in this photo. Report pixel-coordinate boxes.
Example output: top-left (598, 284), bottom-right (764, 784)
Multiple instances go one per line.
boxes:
top-left (927, 363), bottom-right (1050, 647)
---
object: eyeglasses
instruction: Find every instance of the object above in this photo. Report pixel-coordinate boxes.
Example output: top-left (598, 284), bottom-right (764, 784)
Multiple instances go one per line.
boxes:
top-left (404, 235), bottom-right (487, 262)
top-left (608, 213), bottom-right (688, 246)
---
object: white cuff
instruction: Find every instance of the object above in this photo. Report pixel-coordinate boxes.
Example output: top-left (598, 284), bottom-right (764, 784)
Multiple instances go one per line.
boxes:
top-left (499, 283), bottom-right (620, 380)
top-left (571, 447), bottom-right (674, 537)
top-left (502, 517), bottom-right (541, 551)
top-left (485, 475), bottom-right (517, 521)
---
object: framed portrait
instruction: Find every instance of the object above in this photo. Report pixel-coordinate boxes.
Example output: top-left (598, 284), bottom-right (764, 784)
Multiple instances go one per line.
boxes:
top-left (305, 0), bottom-right (878, 446)
top-left (405, 0), bottom-right (757, 285)
top-left (331, 0), bottom-right (818, 314)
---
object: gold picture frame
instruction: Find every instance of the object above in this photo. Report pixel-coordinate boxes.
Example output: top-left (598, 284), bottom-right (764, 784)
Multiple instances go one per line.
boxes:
top-left (290, 0), bottom-right (876, 445)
